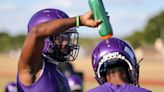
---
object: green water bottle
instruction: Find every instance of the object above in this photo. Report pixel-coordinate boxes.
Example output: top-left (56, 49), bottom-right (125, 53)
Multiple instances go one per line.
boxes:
top-left (89, 0), bottom-right (113, 39)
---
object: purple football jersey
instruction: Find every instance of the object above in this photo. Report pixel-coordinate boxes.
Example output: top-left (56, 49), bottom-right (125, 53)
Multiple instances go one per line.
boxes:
top-left (17, 60), bottom-right (71, 92)
top-left (87, 83), bottom-right (151, 92)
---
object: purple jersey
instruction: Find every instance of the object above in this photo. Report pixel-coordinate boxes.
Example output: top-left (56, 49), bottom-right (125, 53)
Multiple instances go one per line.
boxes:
top-left (17, 59), bottom-right (71, 92)
top-left (87, 83), bottom-right (151, 92)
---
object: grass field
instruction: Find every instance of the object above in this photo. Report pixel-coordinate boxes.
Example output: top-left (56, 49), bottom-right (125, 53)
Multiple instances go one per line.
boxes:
top-left (0, 54), bottom-right (164, 92)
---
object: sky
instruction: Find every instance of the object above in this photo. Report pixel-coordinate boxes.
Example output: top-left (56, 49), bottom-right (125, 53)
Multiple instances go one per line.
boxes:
top-left (0, 0), bottom-right (164, 38)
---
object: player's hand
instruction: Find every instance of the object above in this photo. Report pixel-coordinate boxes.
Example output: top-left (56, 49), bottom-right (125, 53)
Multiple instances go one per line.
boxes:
top-left (80, 11), bottom-right (102, 27)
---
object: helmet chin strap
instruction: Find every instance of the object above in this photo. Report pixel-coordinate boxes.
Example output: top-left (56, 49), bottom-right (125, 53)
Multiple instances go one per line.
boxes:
top-left (42, 53), bottom-right (59, 65)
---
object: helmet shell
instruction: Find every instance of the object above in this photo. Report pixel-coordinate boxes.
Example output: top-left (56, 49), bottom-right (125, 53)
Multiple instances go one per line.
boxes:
top-left (67, 75), bottom-right (82, 91)
top-left (92, 37), bottom-right (138, 85)
top-left (5, 82), bottom-right (17, 92)
top-left (28, 8), bottom-right (69, 31)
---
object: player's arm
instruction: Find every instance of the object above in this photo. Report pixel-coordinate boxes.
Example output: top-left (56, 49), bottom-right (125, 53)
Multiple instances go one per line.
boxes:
top-left (18, 11), bottom-right (101, 86)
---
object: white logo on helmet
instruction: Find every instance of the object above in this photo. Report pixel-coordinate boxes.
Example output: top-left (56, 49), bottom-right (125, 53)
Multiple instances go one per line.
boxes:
top-left (101, 52), bottom-right (125, 63)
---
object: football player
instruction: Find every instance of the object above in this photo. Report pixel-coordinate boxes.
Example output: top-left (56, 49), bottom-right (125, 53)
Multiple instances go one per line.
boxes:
top-left (87, 37), bottom-right (151, 92)
top-left (17, 8), bottom-right (101, 92)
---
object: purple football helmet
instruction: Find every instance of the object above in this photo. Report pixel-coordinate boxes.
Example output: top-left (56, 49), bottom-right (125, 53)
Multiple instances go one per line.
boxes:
top-left (5, 82), bottom-right (17, 92)
top-left (92, 37), bottom-right (139, 86)
top-left (67, 75), bottom-right (82, 92)
top-left (28, 8), bottom-right (79, 62)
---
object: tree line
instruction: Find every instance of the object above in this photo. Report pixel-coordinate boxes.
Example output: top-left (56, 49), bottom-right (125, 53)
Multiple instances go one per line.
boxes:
top-left (124, 11), bottom-right (164, 48)
top-left (0, 32), bottom-right (26, 52)
top-left (0, 10), bottom-right (163, 52)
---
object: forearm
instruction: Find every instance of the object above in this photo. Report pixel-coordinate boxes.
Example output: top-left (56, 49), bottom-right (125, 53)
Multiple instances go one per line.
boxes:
top-left (32, 17), bottom-right (77, 38)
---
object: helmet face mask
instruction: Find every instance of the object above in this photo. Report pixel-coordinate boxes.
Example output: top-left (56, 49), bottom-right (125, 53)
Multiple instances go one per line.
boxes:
top-left (46, 30), bottom-right (79, 62)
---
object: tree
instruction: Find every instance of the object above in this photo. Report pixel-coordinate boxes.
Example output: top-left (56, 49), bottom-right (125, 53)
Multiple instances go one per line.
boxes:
top-left (143, 11), bottom-right (164, 43)
top-left (0, 32), bottom-right (26, 52)
top-left (124, 11), bottom-right (164, 48)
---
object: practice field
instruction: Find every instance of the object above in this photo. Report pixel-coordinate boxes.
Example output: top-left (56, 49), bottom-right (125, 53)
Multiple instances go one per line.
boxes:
top-left (0, 54), bottom-right (164, 92)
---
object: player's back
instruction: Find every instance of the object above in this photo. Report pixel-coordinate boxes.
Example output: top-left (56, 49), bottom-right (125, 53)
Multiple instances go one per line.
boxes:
top-left (17, 59), bottom-right (71, 92)
top-left (87, 83), bottom-right (151, 92)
